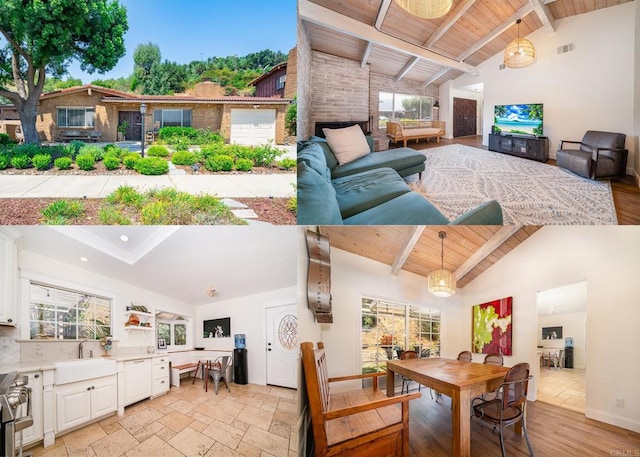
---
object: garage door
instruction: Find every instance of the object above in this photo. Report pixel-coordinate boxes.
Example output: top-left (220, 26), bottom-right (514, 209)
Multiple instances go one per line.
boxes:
top-left (230, 109), bottom-right (276, 146)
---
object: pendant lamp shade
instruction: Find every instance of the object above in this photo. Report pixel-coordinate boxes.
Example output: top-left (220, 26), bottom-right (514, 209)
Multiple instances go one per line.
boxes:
top-left (504, 19), bottom-right (535, 68)
top-left (396, 0), bottom-right (453, 19)
top-left (427, 231), bottom-right (456, 298)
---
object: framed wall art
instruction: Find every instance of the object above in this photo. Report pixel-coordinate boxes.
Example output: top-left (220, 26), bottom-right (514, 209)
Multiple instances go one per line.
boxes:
top-left (472, 297), bottom-right (513, 355)
top-left (542, 326), bottom-right (563, 340)
top-left (203, 317), bottom-right (231, 338)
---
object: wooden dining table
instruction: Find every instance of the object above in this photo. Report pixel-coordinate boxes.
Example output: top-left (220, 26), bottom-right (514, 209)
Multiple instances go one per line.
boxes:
top-left (386, 357), bottom-right (511, 457)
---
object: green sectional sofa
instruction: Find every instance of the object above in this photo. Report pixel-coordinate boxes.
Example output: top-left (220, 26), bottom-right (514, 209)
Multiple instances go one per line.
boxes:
top-left (297, 138), bottom-right (503, 225)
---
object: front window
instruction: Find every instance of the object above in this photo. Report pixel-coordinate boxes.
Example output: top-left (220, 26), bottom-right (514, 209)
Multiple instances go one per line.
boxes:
top-left (379, 92), bottom-right (434, 129)
top-left (153, 109), bottom-right (192, 128)
top-left (361, 296), bottom-right (441, 374)
top-left (29, 282), bottom-right (111, 340)
top-left (57, 107), bottom-right (95, 128)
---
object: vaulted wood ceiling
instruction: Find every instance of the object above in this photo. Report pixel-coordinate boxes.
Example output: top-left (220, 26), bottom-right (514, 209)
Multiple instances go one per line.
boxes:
top-left (319, 225), bottom-right (541, 288)
top-left (299, 0), bottom-right (632, 85)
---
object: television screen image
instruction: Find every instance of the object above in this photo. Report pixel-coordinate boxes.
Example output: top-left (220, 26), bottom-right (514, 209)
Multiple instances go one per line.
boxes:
top-left (494, 103), bottom-right (543, 136)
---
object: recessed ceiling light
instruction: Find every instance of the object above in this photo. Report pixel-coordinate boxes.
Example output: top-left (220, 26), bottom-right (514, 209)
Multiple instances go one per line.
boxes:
top-left (120, 235), bottom-right (129, 242)
top-left (80, 257), bottom-right (89, 262)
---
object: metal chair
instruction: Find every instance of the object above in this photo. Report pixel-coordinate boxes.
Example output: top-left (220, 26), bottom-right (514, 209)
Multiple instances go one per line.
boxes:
top-left (472, 363), bottom-right (534, 457)
top-left (208, 356), bottom-right (231, 394)
top-left (400, 350), bottom-right (421, 394)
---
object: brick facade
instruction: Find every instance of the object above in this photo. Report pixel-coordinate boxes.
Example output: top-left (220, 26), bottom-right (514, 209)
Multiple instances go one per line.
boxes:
top-left (284, 47), bottom-right (297, 100)
top-left (297, 21), bottom-right (313, 140)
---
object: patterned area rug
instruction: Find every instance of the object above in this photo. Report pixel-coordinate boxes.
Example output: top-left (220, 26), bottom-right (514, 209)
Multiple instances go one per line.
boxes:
top-left (414, 144), bottom-right (617, 225)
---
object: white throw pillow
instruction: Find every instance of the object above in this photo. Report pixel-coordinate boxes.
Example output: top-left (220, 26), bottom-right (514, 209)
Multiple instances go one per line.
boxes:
top-left (322, 125), bottom-right (370, 165)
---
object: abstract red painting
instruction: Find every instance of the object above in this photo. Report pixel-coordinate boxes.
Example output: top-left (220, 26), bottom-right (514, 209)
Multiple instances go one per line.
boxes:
top-left (472, 297), bottom-right (513, 355)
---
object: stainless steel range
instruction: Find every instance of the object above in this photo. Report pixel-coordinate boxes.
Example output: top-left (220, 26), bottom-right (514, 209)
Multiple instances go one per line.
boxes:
top-left (0, 372), bottom-right (33, 457)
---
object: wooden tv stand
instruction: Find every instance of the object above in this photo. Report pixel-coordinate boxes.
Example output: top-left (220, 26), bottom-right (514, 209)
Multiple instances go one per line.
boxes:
top-left (488, 133), bottom-right (549, 162)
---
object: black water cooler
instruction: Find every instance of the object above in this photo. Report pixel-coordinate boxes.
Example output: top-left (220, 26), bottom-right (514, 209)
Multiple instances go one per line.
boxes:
top-left (233, 334), bottom-right (248, 384)
top-left (564, 346), bottom-right (574, 369)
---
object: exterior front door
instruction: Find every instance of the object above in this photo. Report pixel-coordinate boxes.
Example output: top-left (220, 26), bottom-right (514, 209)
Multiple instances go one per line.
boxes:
top-left (265, 304), bottom-right (297, 389)
top-left (118, 111), bottom-right (142, 141)
top-left (453, 97), bottom-right (477, 137)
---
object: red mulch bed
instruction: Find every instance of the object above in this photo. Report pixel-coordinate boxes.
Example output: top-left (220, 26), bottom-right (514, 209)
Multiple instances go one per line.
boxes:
top-left (0, 197), bottom-right (296, 225)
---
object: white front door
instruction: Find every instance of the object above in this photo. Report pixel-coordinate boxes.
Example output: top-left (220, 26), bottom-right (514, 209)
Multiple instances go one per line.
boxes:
top-left (265, 304), bottom-right (297, 389)
top-left (230, 108), bottom-right (276, 145)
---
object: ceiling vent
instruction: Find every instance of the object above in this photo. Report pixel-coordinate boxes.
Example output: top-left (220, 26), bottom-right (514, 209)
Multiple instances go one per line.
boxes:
top-left (557, 43), bottom-right (575, 54)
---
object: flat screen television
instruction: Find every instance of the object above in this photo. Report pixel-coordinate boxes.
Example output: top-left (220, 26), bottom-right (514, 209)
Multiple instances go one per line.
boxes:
top-left (493, 103), bottom-right (543, 136)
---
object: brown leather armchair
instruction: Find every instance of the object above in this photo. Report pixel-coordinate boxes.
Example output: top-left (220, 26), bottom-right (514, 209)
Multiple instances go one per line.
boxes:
top-left (556, 130), bottom-right (628, 180)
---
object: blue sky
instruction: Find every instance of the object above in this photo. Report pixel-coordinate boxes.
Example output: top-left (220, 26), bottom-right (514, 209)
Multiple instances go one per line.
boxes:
top-left (68, 0), bottom-right (297, 83)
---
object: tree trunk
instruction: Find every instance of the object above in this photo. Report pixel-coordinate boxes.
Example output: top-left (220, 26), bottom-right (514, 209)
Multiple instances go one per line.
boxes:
top-left (19, 97), bottom-right (40, 144)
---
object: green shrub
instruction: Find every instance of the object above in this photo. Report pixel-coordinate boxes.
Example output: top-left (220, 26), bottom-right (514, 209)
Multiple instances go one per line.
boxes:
top-left (158, 126), bottom-right (223, 145)
top-left (199, 143), bottom-right (226, 159)
top-left (171, 150), bottom-right (196, 166)
top-left (68, 140), bottom-right (86, 157)
top-left (41, 200), bottom-right (84, 224)
top-left (146, 145), bottom-right (170, 157)
top-left (173, 137), bottom-right (190, 152)
top-left (140, 200), bottom-right (171, 224)
top-left (250, 143), bottom-right (283, 167)
top-left (123, 153), bottom-right (140, 169)
top-left (288, 195), bottom-right (297, 214)
top-left (285, 98), bottom-right (297, 136)
top-left (32, 153), bottom-right (52, 170)
top-left (0, 133), bottom-right (11, 145)
top-left (235, 158), bottom-right (254, 171)
top-left (278, 157), bottom-right (296, 170)
top-left (98, 207), bottom-right (132, 225)
top-left (54, 156), bottom-right (73, 170)
top-left (75, 153), bottom-right (95, 171)
top-left (105, 185), bottom-right (144, 207)
top-left (103, 143), bottom-right (118, 152)
top-left (134, 157), bottom-right (169, 175)
top-left (10, 155), bottom-right (30, 169)
top-left (78, 145), bottom-right (104, 161)
top-left (204, 154), bottom-right (233, 172)
top-left (103, 155), bottom-right (121, 170)
top-left (158, 126), bottom-right (198, 141)
top-left (13, 143), bottom-right (41, 158)
top-left (0, 154), bottom-right (10, 170)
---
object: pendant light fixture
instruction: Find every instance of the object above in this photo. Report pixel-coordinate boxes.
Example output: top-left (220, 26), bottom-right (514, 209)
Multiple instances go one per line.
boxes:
top-left (396, 0), bottom-right (453, 19)
top-left (504, 19), bottom-right (535, 68)
top-left (427, 231), bottom-right (456, 298)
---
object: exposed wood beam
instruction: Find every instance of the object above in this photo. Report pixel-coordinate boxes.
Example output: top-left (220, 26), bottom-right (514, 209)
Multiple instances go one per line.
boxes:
top-left (457, 4), bottom-right (534, 61)
top-left (375, 0), bottom-right (393, 30)
top-left (391, 226), bottom-right (425, 276)
top-left (529, 0), bottom-right (557, 32)
top-left (423, 67), bottom-right (450, 87)
top-left (454, 225), bottom-right (522, 280)
top-left (361, 42), bottom-right (373, 68)
top-left (299, 0), bottom-right (479, 75)
top-left (394, 0), bottom-right (476, 82)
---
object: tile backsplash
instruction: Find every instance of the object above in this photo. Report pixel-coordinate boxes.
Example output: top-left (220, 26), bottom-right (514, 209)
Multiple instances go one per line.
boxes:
top-left (0, 325), bottom-right (21, 365)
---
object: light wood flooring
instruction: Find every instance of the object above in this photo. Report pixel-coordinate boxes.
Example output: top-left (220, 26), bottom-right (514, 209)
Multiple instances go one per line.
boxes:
top-left (405, 387), bottom-right (640, 456)
top-left (537, 367), bottom-right (585, 414)
top-left (401, 135), bottom-right (640, 225)
top-left (27, 379), bottom-right (297, 457)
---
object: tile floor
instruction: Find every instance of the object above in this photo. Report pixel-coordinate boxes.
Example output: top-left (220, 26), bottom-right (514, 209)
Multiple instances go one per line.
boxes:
top-left (537, 367), bottom-right (585, 413)
top-left (28, 378), bottom-right (298, 457)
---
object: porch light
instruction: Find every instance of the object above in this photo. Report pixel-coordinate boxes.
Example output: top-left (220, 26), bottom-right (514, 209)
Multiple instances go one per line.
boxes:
top-left (504, 19), bottom-right (535, 68)
top-left (427, 231), bottom-right (456, 298)
top-left (140, 103), bottom-right (147, 157)
top-left (396, 0), bottom-right (452, 19)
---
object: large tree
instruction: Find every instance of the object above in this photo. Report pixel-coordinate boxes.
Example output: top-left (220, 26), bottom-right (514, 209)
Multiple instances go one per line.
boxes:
top-left (0, 0), bottom-right (128, 144)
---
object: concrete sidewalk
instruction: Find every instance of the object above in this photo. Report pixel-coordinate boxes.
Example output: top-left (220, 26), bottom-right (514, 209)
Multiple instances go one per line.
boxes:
top-left (0, 173), bottom-right (296, 199)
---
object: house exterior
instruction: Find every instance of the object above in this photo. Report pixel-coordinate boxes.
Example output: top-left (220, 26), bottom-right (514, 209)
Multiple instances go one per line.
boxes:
top-left (250, 62), bottom-right (288, 98)
top-left (28, 82), bottom-right (292, 145)
top-left (0, 105), bottom-right (21, 140)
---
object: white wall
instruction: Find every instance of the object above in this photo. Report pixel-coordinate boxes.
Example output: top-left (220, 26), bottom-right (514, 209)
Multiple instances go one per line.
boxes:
top-left (18, 250), bottom-right (196, 349)
top-left (538, 312), bottom-right (586, 369)
top-left (195, 286), bottom-right (296, 385)
top-left (450, 2), bottom-right (637, 174)
top-left (634, 2), bottom-right (640, 183)
top-left (461, 226), bottom-right (640, 433)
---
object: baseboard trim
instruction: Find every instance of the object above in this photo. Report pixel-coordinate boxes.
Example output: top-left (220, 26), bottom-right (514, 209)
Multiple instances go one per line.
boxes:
top-left (586, 407), bottom-right (640, 433)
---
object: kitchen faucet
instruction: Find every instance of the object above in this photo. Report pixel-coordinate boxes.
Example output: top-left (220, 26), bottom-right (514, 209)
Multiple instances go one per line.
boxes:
top-left (79, 340), bottom-right (87, 359)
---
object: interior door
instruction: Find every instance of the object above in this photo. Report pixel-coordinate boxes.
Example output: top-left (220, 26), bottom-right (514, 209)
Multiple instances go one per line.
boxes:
top-left (266, 304), bottom-right (297, 389)
top-left (453, 97), bottom-right (477, 137)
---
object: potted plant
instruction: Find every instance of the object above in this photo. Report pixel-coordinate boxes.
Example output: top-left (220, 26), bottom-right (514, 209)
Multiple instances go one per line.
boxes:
top-left (117, 120), bottom-right (129, 141)
top-left (380, 334), bottom-right (395, 359)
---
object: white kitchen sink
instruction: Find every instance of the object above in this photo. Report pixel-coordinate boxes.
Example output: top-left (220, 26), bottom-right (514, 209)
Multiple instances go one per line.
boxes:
top-left (54, 358), bottom-right (117, 385)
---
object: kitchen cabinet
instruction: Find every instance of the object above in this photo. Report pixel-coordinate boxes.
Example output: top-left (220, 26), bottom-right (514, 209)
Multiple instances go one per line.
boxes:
top-left (0, 228), bottom-right (18, 326)
top-left (123, 358), bottom-right (151, 405)
top-left (17, 371), bottom-right (43, 448)
top-left (152, 356), bottom-right (170, 396)
top-left (55, 375), bottom-right (117, 433)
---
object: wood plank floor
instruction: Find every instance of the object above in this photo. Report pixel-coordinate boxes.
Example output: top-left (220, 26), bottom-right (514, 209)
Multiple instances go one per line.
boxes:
top-left (402, 136), bottom-right (640, 225)
top-left (407, 389), bottom-right (640, 456)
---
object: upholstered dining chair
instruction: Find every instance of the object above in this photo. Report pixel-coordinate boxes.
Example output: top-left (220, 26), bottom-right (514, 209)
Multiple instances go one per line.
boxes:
top-left (400, 350), bottom-right (421, 394)
top-left (472, 362), bottom-right (535, 457)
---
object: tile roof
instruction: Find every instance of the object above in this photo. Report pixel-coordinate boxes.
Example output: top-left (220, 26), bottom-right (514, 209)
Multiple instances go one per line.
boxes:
top-left (101, 96), bottom-right (292, 104)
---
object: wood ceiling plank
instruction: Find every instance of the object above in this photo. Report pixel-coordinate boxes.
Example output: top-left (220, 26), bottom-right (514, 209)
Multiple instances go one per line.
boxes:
top-left (454, 226), bottom-right (522, 280)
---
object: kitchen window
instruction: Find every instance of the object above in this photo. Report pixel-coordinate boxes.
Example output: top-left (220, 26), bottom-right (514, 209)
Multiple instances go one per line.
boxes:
top-left (156, 311), bottom-right (189, 349)
top-left (29, 282), bottom-right (111, 340)
top-left (57, 107), bottom-right (95, 128)
top-left (153, 109), bottom-right (192, 128)
top-left (361, 296), bottom-right (441, 374)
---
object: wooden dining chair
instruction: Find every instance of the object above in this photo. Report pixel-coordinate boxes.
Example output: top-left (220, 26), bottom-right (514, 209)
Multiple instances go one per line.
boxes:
top-left (301, 342), bottom-right (420, 457)
top-left (400, 350), bottom-right (421, 394)
top-left (457, 350), bottom-right (473, 362)
top-left (472, 363), bottom-right (535, 457)
top-left (484, 353), bottom-right (504, 366)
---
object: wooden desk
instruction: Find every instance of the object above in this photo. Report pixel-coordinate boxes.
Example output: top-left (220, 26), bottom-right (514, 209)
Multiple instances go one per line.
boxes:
top-left (386, 358), bottom-right (509, 457)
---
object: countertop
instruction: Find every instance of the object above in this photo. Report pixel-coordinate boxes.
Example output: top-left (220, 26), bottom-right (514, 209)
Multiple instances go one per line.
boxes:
top-left (0, 353), bottom-right (168, 375)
